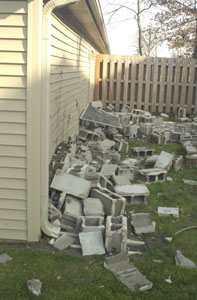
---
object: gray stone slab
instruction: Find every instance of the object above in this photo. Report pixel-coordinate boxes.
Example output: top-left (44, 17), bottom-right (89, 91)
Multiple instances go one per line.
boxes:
top-left (79, 231), bottom-right (105, 256)
top-left (51, 170), bottom-right (91, 199)
top-left (27, 279), bottom-right (42, 296)
top-left (175, 250), bottom-right (196, 268)
top-left (114, 184), bottom-right (149, 196)
top-left (80, 104), bottom-right (122, 128)
top-left (112, 175), bottom-right (131, 186)
top-left (54, 233), bottom-right (77, 251)
top-left (100, 164), bottom-right (117, 178)
top-left (131, 213), bottom-right (155, 234)
top-left (104, 252), bottom-right (153, 291)
top-left (0, 253), bottom-right (12, 264)
top-left (154, 151), bottom-right (174, 171)
top-left (158, 207), bottom-right (179, 217)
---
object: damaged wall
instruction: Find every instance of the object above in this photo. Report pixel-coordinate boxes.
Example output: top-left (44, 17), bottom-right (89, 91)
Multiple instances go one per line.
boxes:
top-left (49, 15), bottom-right (97, 159)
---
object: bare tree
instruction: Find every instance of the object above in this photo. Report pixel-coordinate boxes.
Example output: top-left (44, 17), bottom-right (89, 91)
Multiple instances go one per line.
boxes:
top-left (103, 0), bottom-right (158, 56)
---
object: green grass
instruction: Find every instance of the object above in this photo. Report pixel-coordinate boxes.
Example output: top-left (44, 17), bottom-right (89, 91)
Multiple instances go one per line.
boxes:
top-left (1, 142), bottom-right (197, 299)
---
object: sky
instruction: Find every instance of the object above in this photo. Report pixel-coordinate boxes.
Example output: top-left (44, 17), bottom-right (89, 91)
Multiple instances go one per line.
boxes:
top-left (100, 0), bottom-right (172, 57)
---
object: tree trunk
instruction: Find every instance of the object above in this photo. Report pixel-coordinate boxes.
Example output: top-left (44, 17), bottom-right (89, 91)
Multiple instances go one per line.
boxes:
top-left (137, 0), bottom-right (144, 56)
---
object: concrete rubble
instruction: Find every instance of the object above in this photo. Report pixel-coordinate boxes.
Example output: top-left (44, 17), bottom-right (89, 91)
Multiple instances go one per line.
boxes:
top-left (27, 279), bottom-right (42, 296)
top-left (175, 250), bottom-right (197, 269)
top-left (0, 253), bottom-right (12, 264)
top-left (46, 103), bottom-right (197, 291)
top-left (104, 252), bottom-right (153, 291)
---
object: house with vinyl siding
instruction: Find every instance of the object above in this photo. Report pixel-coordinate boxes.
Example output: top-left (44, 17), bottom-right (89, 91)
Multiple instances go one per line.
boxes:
top-left (0, 0), bottom-right (110, 241)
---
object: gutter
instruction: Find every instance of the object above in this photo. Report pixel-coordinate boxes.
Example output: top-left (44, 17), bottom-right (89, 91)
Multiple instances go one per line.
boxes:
top-left (41, 0), bottom-right (80, 238)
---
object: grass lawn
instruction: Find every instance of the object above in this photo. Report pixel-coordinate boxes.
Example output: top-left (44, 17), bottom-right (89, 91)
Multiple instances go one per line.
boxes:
top-left (0, 142), bottom-right (197, 300)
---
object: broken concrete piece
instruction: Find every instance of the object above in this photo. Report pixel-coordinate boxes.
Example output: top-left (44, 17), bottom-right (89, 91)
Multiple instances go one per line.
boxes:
top-left (53, 233), bottom-right (77, 251)
top-left (111, 175), bottom-right (131, 186)
top-left (131, 213), bottom-right (155, 234)
top-left (182, 179), bottom-right (197, 186)
top-left (145, 155), bottom-right (159, 168)
top-left (154, 151), bottom-right (174, 171)
top-left (0, 253), bottom-right (12, 264)
top-left (158, 207), bottom-right (179, 217)
top-left (83, 197), bottom-right (104, 217)
top-left (104, 252), bottom-right (153, 291)
top-left (61, 195), bottom-right (83, 232)
top-left (51, 171), bottom-right (91, 199)
top-left (127, 239), bottom-right (145, 246)
top-left (128, 251), bottom-right (142, 255)
top-left (138, 168), bottom-right (167, 184)
top-left (114, 184), bottom-right (149, 204)
top-left (175, 250), bottom-right (196, 268)
top-left (79, 231), bottom-right (105, 256)
top-left (27, 279), bottom-right (42, 296)
top-left (80, 104), bottom-right (122, 128)
top-left (105, 215), bottom-right (127, 253)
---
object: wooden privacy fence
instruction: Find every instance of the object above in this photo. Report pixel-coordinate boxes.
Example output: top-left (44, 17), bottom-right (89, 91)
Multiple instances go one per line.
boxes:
top-left (94, 55), bottom-right (197, 114)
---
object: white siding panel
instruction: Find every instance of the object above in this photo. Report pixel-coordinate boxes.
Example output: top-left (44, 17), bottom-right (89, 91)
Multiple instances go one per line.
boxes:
top-left (0, 156), bottom-right (26, 168)
top-left (0, 1), bottom-right (27, 14)
top-left (0, 76), bottom-right (26, 88)
top-left (0, 199), bottom-right (26, 210)
top-left (0, 52), bottom-right (27, 64)
top-left (0, 188), bottom-right (26, 200)
top-left (0, 14), bottom-right (27, 26)
top-left (0, 99), bottom-right (26, 111)
top-left (0, 88), bottom-right (26, 99)
top-left (0, 134), bottom-right (26, 146)
top-left (0, 111), bottom-right (26, 123)
top-left (0, 145), bottom-right (26, 157)
top-left (0, 64), bottom-right (26, 76)
top-left (0, 40), bottom-right (27, 51)
top-left (0, 219), bottom-right (27, 231)
top-left (0, 26), bottom-right (27, 39)
top-left (0, 167), bottom-right (26, 179)
top-left (0, 229), bottom-right (27, 240)
top-left (0, 122), bottom-right (26, 134)
top-left (0, 178), bottom-right (26, 189)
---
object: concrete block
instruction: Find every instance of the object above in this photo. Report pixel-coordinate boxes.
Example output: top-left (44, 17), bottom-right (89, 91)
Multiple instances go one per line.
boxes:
top-left (104, 252), bottom-right (153, 291)
top-left (175, 250), bottom-right (196, 268)
top-left (137, 168), bottom-right (167, 184)
top-left (131, 213), bottom-right (155, 234)
top-left (117, 165), bottom-right (136, 181)
top-left (51, 171), bottom-right (91, 199)
top-left (114, 184), bottom-right (149, 204)
top-left (154, 151), bottom-right (174, 171)
top-left (79, 231), bottom-right (105, 256)
top-left (132, 147), bottom-right (155, 157)
top-left (158, 207), bottom-right (179, 217)
top-left (54, 233), bottom-right (77, 251)
top-left (145, 155), bottom-right (159, 168)
top-left (105, 215), bottom-right (127, 253)
top-left (83, 197), bottom-right (104, 217)
top-left (61, 195), bottom-right (83, 232)
top-left (90, 188), bottom-right (126, 216)
top-left (80, 216), bottom-right (105, 235)
top-left (98, 175), bottom-right (114, 191)
top-left (172, 155), bottom-right (183, 171)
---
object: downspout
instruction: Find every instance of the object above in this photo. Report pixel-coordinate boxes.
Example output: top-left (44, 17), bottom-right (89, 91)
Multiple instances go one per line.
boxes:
top-left (41, 0), bottom-right (80, 237)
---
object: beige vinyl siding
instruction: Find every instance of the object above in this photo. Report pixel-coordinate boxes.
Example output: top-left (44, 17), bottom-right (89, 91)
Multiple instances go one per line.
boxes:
top-left (49, 15), bottom-right (96, 159)
top-left (0, 0), bottom-right (27, 240)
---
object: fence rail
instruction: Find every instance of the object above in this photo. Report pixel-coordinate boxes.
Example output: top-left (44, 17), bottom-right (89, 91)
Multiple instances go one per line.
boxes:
top-left (94, 55), bottom-right (197, 114)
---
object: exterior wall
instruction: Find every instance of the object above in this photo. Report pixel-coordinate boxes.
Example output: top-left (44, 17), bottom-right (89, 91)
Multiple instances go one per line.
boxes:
top-left (0, 0), bottom-right (28, 240)
top-left (49, 14), bottom-right (96, 159)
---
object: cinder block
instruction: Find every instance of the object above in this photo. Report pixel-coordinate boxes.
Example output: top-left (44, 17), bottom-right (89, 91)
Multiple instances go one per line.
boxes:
top-left (90, 187), bottom-right (126, 217)
top-left (61, 195), bottom-right (83, 232)
top-left (83, 197), bottom-right (104, 217)
top-left (114, 184), bottom-right (149, 204)
top-left (105, 215), bottom-right (127, 253)
top-left (79, 216), bottom-right (105, 236)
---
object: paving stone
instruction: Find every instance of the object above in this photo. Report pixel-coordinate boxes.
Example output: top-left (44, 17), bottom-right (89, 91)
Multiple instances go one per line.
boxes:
top-left (79, 231), bottom-right (105, 256)
top-left (104, 252), bottom-right (153, 291)
top-left (158, 207), bottom-right (179, 217)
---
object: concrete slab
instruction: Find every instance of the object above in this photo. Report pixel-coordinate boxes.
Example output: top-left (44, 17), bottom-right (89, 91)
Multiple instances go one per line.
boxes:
top-left (131, 213), bottom-right (155, 234)
top-left (79, 231), bottom-right (105, 256)
top-left (104, 252), bottom-right (153, 291)
top-left (0, 253), bottom-right (12, 264)
top-left (54, 233), bottom-right (77, 251)
top-left (51, 170), bottom-right (91, 199)
top-left (80, 104), bottom-right (122, 128)
top-left (175, 250), bottom-right (196, 268)
top-left (158, 207), bottom-right (179, 217)
top-left (111, 175), bottom-right (131, 186)
top-left (154, 151), bottom-right (174, 171)
top-left (100, 164), bottom-right (117, 178)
